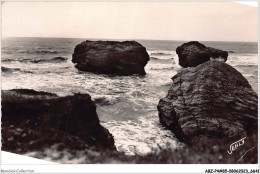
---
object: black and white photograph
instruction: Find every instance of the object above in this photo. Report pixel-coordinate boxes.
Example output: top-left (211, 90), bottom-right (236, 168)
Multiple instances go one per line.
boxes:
top-left (0, 0), bottom-right (259, 172)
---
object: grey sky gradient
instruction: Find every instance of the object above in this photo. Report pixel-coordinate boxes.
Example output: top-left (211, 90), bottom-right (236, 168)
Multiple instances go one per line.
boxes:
top-left (2, 1), bottom-right (258, 42)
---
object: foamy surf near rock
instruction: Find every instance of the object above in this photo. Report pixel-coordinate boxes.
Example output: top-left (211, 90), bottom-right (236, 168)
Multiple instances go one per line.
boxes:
top-left (1, 89), bottom-right (116, 154)
top-left (176, 41), bottom-right (228, 68)
top-left (72, 40), bottom-right (150, 75)
top-left (158, 61), bottom-right (257, 143)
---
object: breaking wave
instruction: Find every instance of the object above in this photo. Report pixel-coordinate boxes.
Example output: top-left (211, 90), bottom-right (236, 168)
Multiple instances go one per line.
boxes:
top-left (1, 66), bottom-right (32, 74)
top-left (2, 57), bottom-right (68, 63)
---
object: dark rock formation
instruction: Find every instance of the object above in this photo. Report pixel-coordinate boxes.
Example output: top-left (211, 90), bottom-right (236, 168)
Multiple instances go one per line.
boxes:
top-left (72, 40), bottom-right (150, 75)
top-left (1, 89), bottom-right (116, 153)
top-left (158, 61), bottom-right (257, 143)
top-left (176, 41), bottom-right (228, 68)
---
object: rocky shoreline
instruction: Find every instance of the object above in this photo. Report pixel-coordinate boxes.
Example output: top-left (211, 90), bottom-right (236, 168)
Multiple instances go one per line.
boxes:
top-left (2, 40), bottom-right (258, 163)
top-left (158, 41), bottom-right (257, 147)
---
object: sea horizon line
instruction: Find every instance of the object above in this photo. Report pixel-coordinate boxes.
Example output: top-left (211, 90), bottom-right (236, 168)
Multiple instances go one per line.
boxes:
top-left (2, 36), bottom-right (258, 43)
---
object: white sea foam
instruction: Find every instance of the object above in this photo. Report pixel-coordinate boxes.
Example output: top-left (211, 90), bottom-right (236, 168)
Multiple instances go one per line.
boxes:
top-left (101, 116), bottom-right (180, 155)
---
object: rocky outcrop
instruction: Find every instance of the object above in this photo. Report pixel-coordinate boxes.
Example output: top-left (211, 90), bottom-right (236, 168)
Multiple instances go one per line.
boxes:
top-left (1, 89), bottom-right (116, 153)
top-left (72, 40), bottom-right (150, 75)
top-left (157, 61), bottom-right (257, 143)
top-left (176, 41), bottom-right (228, 68)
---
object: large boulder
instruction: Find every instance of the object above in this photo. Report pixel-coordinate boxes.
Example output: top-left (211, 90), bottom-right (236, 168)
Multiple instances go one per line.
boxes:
top-left (157, 61), bottom-right (257, 143)
top-left (72, 40), bottom-right (150, 75)
top-left (1, 89), bottom-right (116, 154)
top-left (176, 41), bottom-right (228, 68)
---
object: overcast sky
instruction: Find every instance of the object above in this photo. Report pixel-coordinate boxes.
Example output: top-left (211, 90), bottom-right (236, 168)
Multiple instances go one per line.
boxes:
top-left (2, 2), bottom-right (258, 42)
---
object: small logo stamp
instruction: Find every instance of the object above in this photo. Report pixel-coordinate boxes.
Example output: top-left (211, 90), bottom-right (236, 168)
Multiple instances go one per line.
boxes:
top-left (227, 137), bottom-right (246, 154)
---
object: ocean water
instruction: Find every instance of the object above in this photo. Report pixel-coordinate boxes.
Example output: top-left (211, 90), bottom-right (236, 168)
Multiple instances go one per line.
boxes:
top-left (1, 37), bottom-right (258, 157)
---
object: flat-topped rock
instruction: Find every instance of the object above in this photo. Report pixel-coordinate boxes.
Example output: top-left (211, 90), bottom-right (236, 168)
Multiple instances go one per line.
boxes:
top-left (1, 89), bottom-right (116, 153)
top-left (72, 40), bottom-right (150, 75)
top-left (176, 41), bottom-right (228, 68)
top-left (157, 61), bottom-right (257, 143)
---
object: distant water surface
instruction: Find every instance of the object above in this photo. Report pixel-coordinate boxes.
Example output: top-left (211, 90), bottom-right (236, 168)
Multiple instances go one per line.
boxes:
top-left (2, 37), bottom-right (258, 157)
